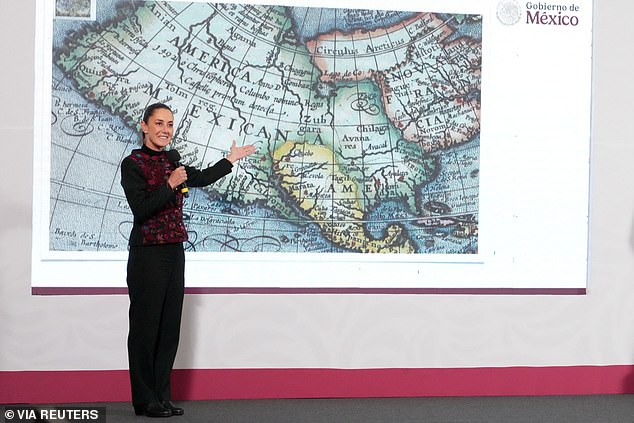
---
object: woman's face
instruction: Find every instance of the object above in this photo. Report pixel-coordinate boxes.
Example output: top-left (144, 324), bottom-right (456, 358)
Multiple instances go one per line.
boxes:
top-left (141, 108), bottom-right (174, 151)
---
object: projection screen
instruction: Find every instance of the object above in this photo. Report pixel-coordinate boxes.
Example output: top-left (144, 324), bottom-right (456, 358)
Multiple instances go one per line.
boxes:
top-left (32, 0), bottom-right (593, 292)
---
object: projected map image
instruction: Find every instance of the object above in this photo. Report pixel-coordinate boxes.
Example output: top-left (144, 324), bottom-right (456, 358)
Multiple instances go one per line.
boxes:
top-left (49, 1), bottom-right (481, 254)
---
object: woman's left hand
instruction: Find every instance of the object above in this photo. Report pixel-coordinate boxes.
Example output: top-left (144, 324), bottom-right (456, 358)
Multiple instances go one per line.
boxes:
top-left (226, 140), bottom-right (257, 163)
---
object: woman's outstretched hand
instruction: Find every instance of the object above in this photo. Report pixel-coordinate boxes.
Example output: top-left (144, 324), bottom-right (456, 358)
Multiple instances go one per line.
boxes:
top-left (226, 140), bottom-right (257, 163)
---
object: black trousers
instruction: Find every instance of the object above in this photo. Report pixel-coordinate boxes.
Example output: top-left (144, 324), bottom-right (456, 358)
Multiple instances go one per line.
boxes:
top-left (126, 243), bottom-right (185, 407)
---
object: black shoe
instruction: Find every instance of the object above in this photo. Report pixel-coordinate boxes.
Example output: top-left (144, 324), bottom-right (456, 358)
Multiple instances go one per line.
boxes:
top-left (161, 400), bottom-right (184, 416)
top-left (134, 402), bottom-right (172, 417)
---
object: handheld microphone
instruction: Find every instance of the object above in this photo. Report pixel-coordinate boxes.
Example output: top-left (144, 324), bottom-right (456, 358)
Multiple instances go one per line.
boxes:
top-left (165, 149), bottom-right (189, 198)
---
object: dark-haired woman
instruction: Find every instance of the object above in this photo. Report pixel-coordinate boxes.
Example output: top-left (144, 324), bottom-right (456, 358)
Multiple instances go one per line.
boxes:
top-left (120, 103), bottom-right (255, 417)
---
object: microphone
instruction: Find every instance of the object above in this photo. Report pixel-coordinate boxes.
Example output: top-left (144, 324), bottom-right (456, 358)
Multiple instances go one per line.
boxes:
top-left (165, 149), bottom-right (189, 198)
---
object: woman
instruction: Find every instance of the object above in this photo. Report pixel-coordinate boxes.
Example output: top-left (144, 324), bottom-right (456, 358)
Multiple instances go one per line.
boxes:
top-left (120, 103), bottom-right (256, 417)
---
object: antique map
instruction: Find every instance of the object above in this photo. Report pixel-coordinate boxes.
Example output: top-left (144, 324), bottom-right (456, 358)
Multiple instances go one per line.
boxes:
top-left (49, 1), bottom-right (481, 254)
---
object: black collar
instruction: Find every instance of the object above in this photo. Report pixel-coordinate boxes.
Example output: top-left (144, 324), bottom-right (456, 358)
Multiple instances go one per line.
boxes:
top-left (141, 144), bottom-right (166, 156)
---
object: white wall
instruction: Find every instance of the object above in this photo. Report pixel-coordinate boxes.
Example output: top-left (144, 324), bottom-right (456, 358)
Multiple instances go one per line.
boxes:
top-left (2, 0), bottom-right (634, 374)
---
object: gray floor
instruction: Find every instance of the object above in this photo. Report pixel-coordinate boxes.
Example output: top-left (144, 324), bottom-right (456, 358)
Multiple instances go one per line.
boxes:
top-left (17, 395), bottom-right (634, 422)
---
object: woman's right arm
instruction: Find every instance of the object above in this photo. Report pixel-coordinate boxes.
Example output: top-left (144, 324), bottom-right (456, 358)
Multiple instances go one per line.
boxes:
top-left (120, 158), bottom-right (176, 222)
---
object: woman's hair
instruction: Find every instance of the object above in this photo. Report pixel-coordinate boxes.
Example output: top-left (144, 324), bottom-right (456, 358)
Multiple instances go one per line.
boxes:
top-left (142, 102), bottom-right (173, 124)
top-left (140, 102), bottom-right (173, 142)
